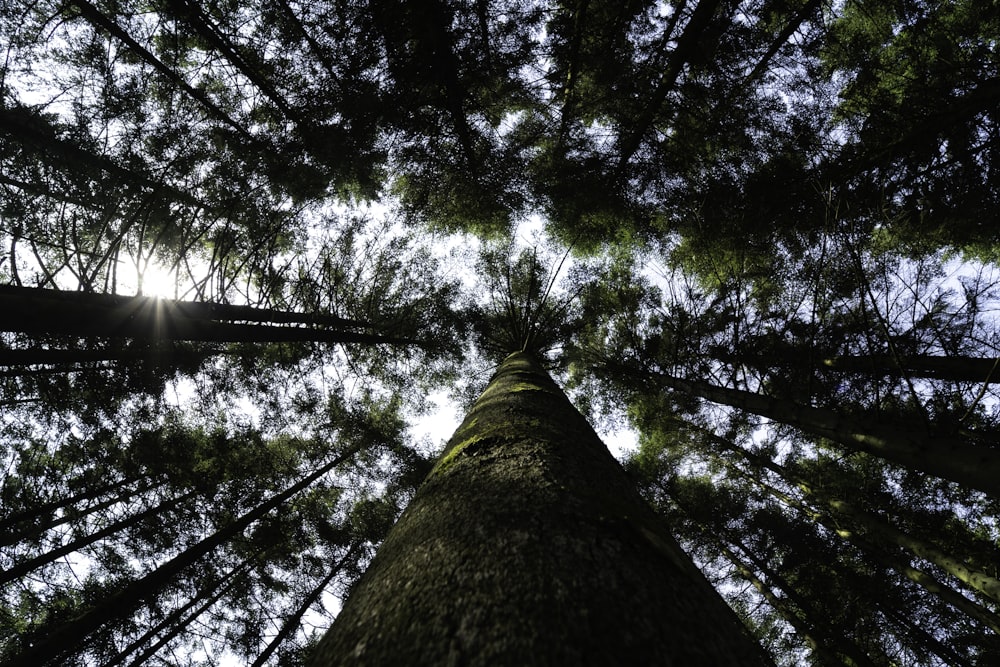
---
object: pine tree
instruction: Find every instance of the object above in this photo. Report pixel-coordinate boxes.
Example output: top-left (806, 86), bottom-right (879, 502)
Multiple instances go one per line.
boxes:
top-left (313, 351), bottom-right (770, 665)
top-left (3, 1), bottom-right (1000, 664)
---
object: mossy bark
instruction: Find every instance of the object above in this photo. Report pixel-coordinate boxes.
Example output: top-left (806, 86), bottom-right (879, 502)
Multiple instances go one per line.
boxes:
top-left (312, 352), bottom-right (770, 665)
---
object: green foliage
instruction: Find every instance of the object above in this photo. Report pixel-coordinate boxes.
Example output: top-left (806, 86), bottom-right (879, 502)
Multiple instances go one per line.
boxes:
top-left (468, 239), bottom-right (589, 362)
top-left (2, 0), bottom-right (1000, 664)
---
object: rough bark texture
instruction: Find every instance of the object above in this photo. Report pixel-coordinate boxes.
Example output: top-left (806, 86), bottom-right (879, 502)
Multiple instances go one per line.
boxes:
top-left (312, 351), bottom-right (770, 666)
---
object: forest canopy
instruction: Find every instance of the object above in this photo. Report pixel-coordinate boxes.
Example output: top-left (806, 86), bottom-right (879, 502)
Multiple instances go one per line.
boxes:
top-left (2, 0), bottom-right (999, 664)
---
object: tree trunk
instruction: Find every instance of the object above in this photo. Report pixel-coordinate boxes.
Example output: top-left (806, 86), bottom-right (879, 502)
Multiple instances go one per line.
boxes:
top-left (6, 443), bottom-right (364, 666)
top-left (0, 285), bottom-right (414, 345)
top-left (709, 427), bottom-right (1000, 607)
top-left (668, 416), bottom-right (1000, 636)
top-left (741, 0), bottom-right (823, 87)
top-left (1, 479), bottom-right (165, 548)
top-left (68, 0), bottom-right (252, 141)
top-left (163, 0), bottom-right (302, 123)
top-left (0, 344), bottom-right (219, 370)
top-left (880, 605), bottom-right (974, 667)
top-left (0, 477), bottom-right (154, 539)
top-left (667, 478), bottom-right (881, 667)
top-left (643, 367), bottom-right (1000, 497)
top-left (616, 0), bottom-right (728, 166)
top-left (0, 103), bottom-right (205, 207)
top-left (745, 476), bottom-right (1000, 635)
top-left (820, 353), bottom-right (1000, 383)
top-left (727, 348), bottom-right (1000, 384)
top-left (312, 351), bottom-right (770, 666)
top-left (689, 419), bottom-right (1000, 606)
top-left (251, 545), bottom-right (359, 667)
top-left (104, 556), bottom-right (255, 667)
top-left (0, 490), bottom-right (196, 585)
top-left (716, 541), bottom-right (874, 667)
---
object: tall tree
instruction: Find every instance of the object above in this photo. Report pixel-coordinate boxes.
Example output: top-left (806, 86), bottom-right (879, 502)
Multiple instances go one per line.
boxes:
top-left (4, 0), bottom-right (1000, 664)
top-left (313, 351), bottom-right (770, 665)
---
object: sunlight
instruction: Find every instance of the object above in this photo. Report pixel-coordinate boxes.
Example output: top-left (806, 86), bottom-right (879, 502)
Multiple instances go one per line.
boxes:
top-left (136, 260), bottom-right (177, 299)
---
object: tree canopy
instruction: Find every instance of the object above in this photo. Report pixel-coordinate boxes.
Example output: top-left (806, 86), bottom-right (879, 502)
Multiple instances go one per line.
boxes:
top-left (2, 0), bottom-right (999, 664)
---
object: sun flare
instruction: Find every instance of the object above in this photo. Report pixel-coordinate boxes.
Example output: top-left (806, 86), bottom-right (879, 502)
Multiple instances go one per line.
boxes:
top-left (136, 261), bottom-right (177, 299)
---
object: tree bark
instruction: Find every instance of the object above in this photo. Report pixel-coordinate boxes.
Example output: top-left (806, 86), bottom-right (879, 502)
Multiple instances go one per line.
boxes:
top-left (312, 351), bottom-right (770, 666)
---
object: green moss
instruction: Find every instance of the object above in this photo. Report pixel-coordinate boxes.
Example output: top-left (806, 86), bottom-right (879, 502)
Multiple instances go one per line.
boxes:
top-left (429, 432), bottom-right (494, 478)
top-left (479, 379), bottom-right (549, 401)
top-left (427, 353), bottom-right (565, 480)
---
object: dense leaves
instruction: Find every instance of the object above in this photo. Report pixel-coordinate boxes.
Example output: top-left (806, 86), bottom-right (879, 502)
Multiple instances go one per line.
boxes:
top-left (2, 0), bottom-right (999, 664)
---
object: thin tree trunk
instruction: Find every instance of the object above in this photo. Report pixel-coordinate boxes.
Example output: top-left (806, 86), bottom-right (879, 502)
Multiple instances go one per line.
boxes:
top-left (0, 490), bottom-right (197, 585)
top-left (69, 0), bottom-right (252, 140)
top-left (667, 482), bottom-right (881, 667)
top-left (0, 477), bottom-right (147, 534)
top-left (106, 556), bottom-right (256, 667)
top-left (715, 540), bottom-right (874, 667)
top-left (820, 353), bottom-right (1000, 383)
top-left (6, 444), bottom-right (363, 666)
top-left (686, 424), bottom-right (1000, 632)
top-left (813, 501), bottom-right (1000, 634)
top-left (250, 545), bottom-right (359, 667)
top-left (553, 0), bottom-right (591, 146)
top-left (703, 426), bottom-right (1000, 606)
top-left (741, 0), bottom-right (823, 87)
top-left (0, 173), bottom-right (94, 208)
top-left (729, 348), bottom-right (1000, 384)
top-left (889, 556), bottom-right (1000, 635)
top-left (616, 0), bottom-right (728, 165)
top-left (821, 495), bottom-right (1000, 604)
top-left (0, 105), bottom-right (205, 208)
top-left (0, 285), bottom-right (419, 345)
top-left (0, 479), bottom-right (164, 547)
top-left (274, 0), bottom-right (343, 90)
top-left (666, 418), bottom-right (1000, 636)
top-left (749, 477), bottom-right (1000, 635)
top-left (834, 76), bottom-right (1000, 174)
top-left (723, 522), bottom-right (974, 667)
top-left (641, 366), bottom-right (1000, 496)
top-left (164, 0), bottom-right (300, 122)
top-left (0, 345), bottom-right (222, 371)
top-left (880, 605), bottom-right (973, 667)
top-left (313, 351), bottom-right (770, 665)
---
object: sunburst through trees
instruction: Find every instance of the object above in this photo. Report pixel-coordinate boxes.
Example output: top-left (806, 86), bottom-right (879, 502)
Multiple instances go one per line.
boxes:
top-left (3, 0), bottom-right (1000, 664)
